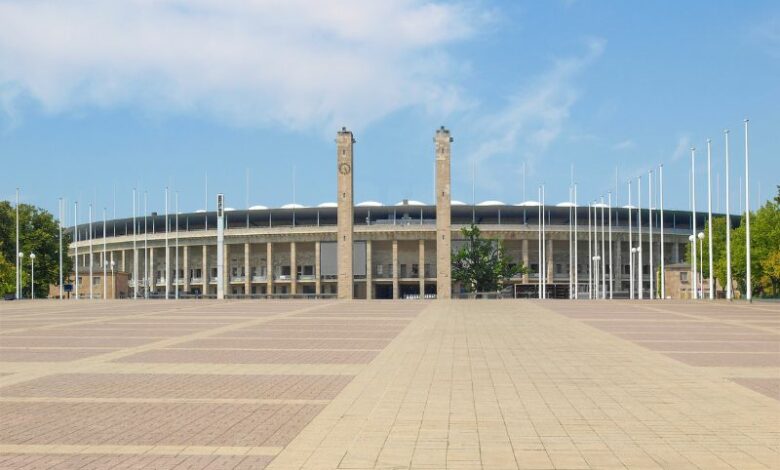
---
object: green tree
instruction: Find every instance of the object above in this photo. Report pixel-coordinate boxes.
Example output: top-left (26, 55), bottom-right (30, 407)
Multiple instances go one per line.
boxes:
top-left (0, 201), bottom-right (72, 298)
top-left (452, 224), bottom-right (525, 293)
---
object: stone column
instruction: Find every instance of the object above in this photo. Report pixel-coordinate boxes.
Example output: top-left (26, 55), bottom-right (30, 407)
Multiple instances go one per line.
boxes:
top-left (202, 245), bottom-right (208, 294)
top-left (392, 239), bottom-right (399, 299)
top-left (290, 241), bottom-right (297, 295)
top-left (121, 249), bottom-right (126, 272)
top-left (315, 241), bottom-right (321, 295)
top-left (266, 242), bottom-right (273, 295)
top-left (521, 239), bottom-right (529, 283)
top-left (366, 240), bottom-right (372, 300)
top-left (435, 126), bottom-right (452, 299)
top-left (336, 127), bottom-right (355, 299)
top-left (616, 237), bottom-right (623, 292)
top-left (183, 245), bottom-right (190, 294)
top-left (418, 239), bottom-right (425, 297)
top-left (244, 242), bottom-right (251, 295)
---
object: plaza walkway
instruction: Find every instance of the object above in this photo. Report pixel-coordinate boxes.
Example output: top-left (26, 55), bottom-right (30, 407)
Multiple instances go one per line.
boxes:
top-left (0, 300), bottom-right (778, 469)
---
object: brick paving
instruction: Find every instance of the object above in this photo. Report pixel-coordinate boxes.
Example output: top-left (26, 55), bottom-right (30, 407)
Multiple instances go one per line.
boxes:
top-left (1, 299), bottom-right (778, 469)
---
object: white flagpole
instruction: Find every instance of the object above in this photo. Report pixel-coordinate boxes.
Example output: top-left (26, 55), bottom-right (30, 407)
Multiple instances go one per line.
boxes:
top-left (132, 189), bottom-right (137, 300)
top-left (74, 202), bottom-right (79, 300)
top-left (103, 208), bottom-right (107, 300)
top-left (628, 180), bottom-right (633, 299)
top-left (58, 198), bottom-right (63, 300)
top-left (588, 202), bottom-right (592, 299)
top-left (165, 187), bottom-right (170, 300)
top-left (744, 119), bottom-right (751, 301)
top-left (542, 184), bottom-right (546, 299)
top-left (648, 170), bottom-right (654, 300)
top-left (691, 147), bottom-right (698, 300)
top-left (637, 177), bottom-right (643, 300)
top-left (89, 204), bottom-right (93, 300)
top-left (600, 197), bottom-right (606, 299)
top-left (725, 130), bottom-right (732, 300)
top-left (707, 139), bottom-right (714, 300)
top-left (569, 186), bottom-right (573, 298)
top-left (15, 188), bottom-right (20, 299)
top-left (538, 186), bottom-right (542, 299)
top-left (659, 165), bottom-right (665, 300)
top-left (175, 191), bottom-right (179, 300)
top-left (144, 191), bottom-right (148, 299)
top-left (608, 192), bottom-right (613, 299)
top-left (574, 184), bottom-right (578, 299)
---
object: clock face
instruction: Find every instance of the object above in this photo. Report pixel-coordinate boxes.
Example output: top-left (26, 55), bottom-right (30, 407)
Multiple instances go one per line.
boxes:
top-left (339, 162), bottom-right (351, 175)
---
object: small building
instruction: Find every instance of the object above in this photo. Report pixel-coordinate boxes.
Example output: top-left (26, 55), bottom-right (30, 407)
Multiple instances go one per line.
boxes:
top-left (49, 270), bottom-right (130, 299)
top-left (663, 263), bottom-right (724, 299)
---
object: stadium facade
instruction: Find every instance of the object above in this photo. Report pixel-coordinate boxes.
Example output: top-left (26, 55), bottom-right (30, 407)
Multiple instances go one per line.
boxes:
top-left (68, 127), bottom-right (721, 300)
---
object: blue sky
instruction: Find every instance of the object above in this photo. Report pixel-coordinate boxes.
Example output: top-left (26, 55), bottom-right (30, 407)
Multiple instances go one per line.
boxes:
top-left (1, 0), bottom-right (778, 221)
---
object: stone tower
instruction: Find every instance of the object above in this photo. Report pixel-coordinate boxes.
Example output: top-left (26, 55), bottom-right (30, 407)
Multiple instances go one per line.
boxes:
top-left (336, 127), bottom-right (355, 299)
top-left (435, 126), bottom-right (452, 299)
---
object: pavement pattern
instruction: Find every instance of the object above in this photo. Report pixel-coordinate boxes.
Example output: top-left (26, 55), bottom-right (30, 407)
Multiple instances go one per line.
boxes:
top-left (0, 300), bottom-right (778, 469)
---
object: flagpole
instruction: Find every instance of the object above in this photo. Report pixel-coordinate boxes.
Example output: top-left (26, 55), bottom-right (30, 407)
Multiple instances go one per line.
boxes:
top-left (648, 170), bottom-right (654, 300)
top-left (103, 208), bottom-right (107, 300)
top-left (144, 191), bottom-right (148, 299)
top-left (74, 202), bottom-right (79, 300)
top-left (628, 180), bottom-right (633, 299)
top-left (608, 191), bottom-right (613, 299)
top-left (175, 191), bottom-right (180, 301)
top-left (588, 201), bottom-right (592, 299)
top-left (58, 198), bottom-right (63, 300)
top-left (569, 186), bottom-right (573, 298)
top-left (89, 204), bottom-right (93, 300)
top-left (542, 184), bottom-right (546, 299)
top-left (744, 119), bottom-right (751, 302)
top-left (691, 147), bottom-right (698, 300)
top-left (15, 188), bottom-right (20, 299)
top-left (707, 139), bottom-right (714, 300)
top-left (637, 177), bottom-right (643, 300)
top-left (724, 130), bottom-right (732, 300)
top-left (538, 186), bottom-right (542, 299)
top-left (165, 187), bottom-right (170, 300)
top-left (133, 189), bottom-right (137, 299)
top-left (659, 165), bottom-right (665, 300)
top-left (574, 184), bottom-right (578, 299)
top-left (600, 197), bottom-right (605, 299)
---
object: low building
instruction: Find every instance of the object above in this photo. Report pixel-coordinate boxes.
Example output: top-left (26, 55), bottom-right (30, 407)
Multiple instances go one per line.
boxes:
top-left (49, 270), bottom-right (130, 299)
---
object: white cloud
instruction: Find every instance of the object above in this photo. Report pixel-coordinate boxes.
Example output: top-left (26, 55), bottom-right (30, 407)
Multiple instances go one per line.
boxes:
top-left (465, 38), bottom-right (605, 183)
top-left (670, 135), bottom-right (691, 162)
top-left (0, 0), bottom-right (483, 131)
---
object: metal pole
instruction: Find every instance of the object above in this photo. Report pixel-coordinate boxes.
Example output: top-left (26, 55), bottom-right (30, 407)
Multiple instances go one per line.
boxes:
top-left (89, 204), bottom-right (93, 300)
top-left (608, 192), bottom-right (613, 299)
top-left (691, 147), bottom-right (698, 300)
top-left (569, 187), bottom-right (573, 298)
top-left (175, 192), bottom-right (179, 300)
top-left (132, 189), bottom-right (138, 300)
top-left (103, 208), bottom-right (107, 300)
top-left (538, 187), bottom-right (542, 299)
top-left (574, 184), bottom-right (578, 299)
top-left (744, 119), bottom-right (751, 301)
top-left (59, 198), bottom-right (64, 300)
top-left (144, 192), bottom-right (148, 299)
top-left (542, 185), bottom-right (546, 299)
top-left (637, 177), bottom-right (643, 300)
top-left (30, 255), bottom-right (34, 300)
top-left (600, 197), bottom-right (605, 299)
top-left (165, 187), bottom-right (170, 299)
top-left (725, 130), bottom-right (732, 300)
top-left (16, 188), bottom-right (20, 299)
top-left (648, 170), bottom-right (654, 299)
top-left (74, 202), bottom-right (79, 300)
top-left (707, 139), bottom-right (714, 299)
top-left (628, 180), bottom-right (633, 299)
top-left (588, 202), bottom-right (592, 299)
top-left (659, 165), bottom-right (665, 299)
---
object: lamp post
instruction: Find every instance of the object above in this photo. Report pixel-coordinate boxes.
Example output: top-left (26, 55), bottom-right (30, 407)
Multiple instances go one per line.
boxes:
top-left (29, 253), bottom-right (35, 300)
top-left (18, 251), bottom-right (24, 298)
top-left (689, 234), bottom-right (695, 299)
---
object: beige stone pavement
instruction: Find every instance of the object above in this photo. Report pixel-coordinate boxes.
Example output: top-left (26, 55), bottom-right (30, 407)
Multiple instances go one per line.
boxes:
top-left (1, 299), bottom-right (778, 469)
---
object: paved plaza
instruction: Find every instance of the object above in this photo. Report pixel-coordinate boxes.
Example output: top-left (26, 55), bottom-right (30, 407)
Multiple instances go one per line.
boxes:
top-left (0, 300), bottom-right (778, 469)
